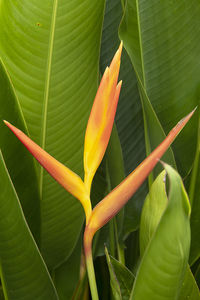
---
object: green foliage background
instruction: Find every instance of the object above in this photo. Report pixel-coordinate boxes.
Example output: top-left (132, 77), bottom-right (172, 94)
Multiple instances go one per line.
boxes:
top-left (0, 0), bottom-right (200, 299)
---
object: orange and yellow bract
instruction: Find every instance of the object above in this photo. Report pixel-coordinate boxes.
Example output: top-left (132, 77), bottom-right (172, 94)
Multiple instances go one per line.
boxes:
top-left (3, 120), bottom-right (91, 222)
top-left (83, 42), bottom-right (122, 195)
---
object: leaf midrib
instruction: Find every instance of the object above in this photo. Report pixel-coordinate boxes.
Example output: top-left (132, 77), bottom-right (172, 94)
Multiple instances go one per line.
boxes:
top-left (39, 0), bottom-right (58, 198)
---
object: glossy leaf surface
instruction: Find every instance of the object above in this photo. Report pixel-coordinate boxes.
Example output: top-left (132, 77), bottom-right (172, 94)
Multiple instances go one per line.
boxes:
top-left (0, 0), bottom-right (106, 268)
top-left (131, 164), bottom-right (191, 299)
top-left (0, 151), bottom-right (58, 300)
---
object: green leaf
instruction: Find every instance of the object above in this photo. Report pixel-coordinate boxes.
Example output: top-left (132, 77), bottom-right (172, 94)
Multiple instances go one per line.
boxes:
top-left (178, 265), bottom-right (200, 300)
top-left (53, 236), bottom-right (82, 300)
top-left (105, 247), bottom-right (134, 300)
top-left (195, 262), bottom-right (200, 288)
top-left (140, 169), bottom-right (200, 299)
top-left (119, 0), bottom-right (200, 176)
top-left (189, 117), bottom-right (200, 265)
top-left (0, 151), bottom-right (58, 300)
top-left (71, 272), bottom-right (88, 300)
top-left (0, 286), bottom-right (5, 300)
top-left (130, 164), bottom-right (191, 300)
top-left (0, 0), bottom-right (106, 268)
top-left (138, 81), bottom-right (176, 183)
top-left (140, 170), bottom-right (167, 257)
top-left (0, 59), bottom-right (40, 243)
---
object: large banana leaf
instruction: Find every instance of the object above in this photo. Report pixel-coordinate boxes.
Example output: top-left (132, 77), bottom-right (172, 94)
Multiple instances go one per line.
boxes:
top-left (119, 0), bottom-right (200, 176)
top-left (0, 59), bottom-right (40, 242)
top-left (131, 164), bottom-right (191, 299)
top-left (0, 0), bottom-right (106, 268)
top-left (0, 151), bottom-right (58, 300)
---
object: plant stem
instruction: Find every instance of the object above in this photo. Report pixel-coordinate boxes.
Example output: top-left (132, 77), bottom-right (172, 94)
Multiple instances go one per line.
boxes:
top-left (84, 227), bottom-right (99, 300)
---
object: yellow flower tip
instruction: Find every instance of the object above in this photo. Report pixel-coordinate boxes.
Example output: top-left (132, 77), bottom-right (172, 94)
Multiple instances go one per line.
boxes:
top-left (3, 120), bottom-right (9, 125)
top-left (4, 120), bottom-right (24, 139)
top-left (4, 120), bottom-right (15, 129)
top-left (119, 40), bottom-right (123, 55)
top-left (117, 80), bottom-right (122, 89)
top-left (109, 42), bottom-right (123, 73)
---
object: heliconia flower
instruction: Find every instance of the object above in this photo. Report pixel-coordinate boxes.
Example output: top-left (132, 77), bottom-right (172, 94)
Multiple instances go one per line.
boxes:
top-left (83, 42), bottom-right (123, 195)
top-left (84, 109), bottom-right (196, 254)
top-left (3, 121), bottom-right (92, 222)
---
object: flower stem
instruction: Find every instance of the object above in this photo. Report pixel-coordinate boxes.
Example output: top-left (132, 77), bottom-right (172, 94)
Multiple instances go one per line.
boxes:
top-left (84, 227), bottom-right (99, 300)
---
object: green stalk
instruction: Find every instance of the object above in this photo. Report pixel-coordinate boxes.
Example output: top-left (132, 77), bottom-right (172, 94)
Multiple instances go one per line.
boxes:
top-left (84, 227), bottom-right (99, 300)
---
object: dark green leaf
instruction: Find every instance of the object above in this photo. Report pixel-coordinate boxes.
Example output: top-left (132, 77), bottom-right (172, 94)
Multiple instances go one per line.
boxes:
top-left (53, 237), bottom-right (82, 300)
top-left (119, 0), bottom-right (200, 176)
top-left (195, 262), bottom-right (200, 288)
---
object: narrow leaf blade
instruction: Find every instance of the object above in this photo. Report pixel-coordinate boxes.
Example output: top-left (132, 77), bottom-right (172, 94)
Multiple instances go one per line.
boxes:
top-left (105, 247), bottom-right (134, 300)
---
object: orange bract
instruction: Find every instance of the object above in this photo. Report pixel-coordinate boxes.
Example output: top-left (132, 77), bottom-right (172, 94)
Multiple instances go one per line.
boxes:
top-left (4, 121), bottom-right (91, 222)
top-left (83, 42), bottom-right (123, 195)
